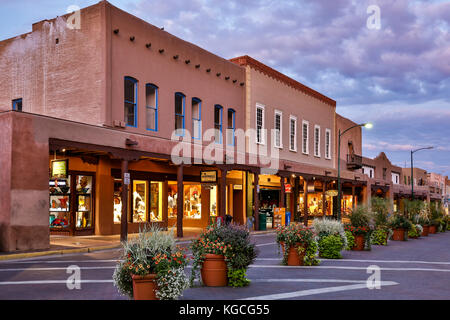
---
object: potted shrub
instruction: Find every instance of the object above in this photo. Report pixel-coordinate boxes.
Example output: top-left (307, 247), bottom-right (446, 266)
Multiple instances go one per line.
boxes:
top-left (370, 197), bottom-right (392, 246)
top-left (113, 225), bottom-right (189, 300)
top-left (190, 222), bottom-right (257, 287)
top-left (312, 219), bottom-right (347, 259)
top-left (388, 214), bottom-right (412, 241)
top-left (276, 223), bottom-right (318, 266)
top-left (408, 224), bottom-right (422, 239)
top-left (346, 206), bottom-right (374, 251)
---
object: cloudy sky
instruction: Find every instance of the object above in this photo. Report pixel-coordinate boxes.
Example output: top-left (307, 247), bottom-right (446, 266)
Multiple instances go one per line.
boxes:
top-left (1, 0), bottom-right (449, 176)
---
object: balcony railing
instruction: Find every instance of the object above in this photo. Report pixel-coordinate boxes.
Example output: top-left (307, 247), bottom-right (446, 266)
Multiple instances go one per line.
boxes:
top-left (347, 154), bottom-right (362, 170)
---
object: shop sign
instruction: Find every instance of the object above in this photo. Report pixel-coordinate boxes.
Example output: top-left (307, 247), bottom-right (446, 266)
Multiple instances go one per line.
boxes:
top-left (326, 190), bottom-right (339, 197)
top-left (284, 184), bottom-right (292, 193)
top-left (201, 170), bottom-right (217, 183)
top-left (307, 184), bottom-right (315, 192)
top-left (233, 184), bottom-right (243, 190)
top-left (51, 159), bottom-right (68, 179)
top-left (123, 173), bottom-right (130, 185)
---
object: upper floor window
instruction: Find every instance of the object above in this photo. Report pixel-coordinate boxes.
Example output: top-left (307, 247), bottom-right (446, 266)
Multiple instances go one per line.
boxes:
top-left (314, 125), bottom-right (321, 157)
top-left (392, 172), bottom-right (400, 185)
top-left (124, 77), bottom-right (137, 127)
top-left (146, 84), bottom-right (158, 131)
top-left (256, 104), bottom-right (265, 144)
top-left (214, 105), bottom-right (223, 144)
top-left (192, 98), bottom-right (202, 140)
top-left (227, 108), bottom-right (236, 146)
top-left (289, 115), bottom-right (297, 152)
top-left (12, 98), bottom-right (22, 112)
top-left (325, 128), bottom-right (331, 159)
top-left (175, 92), bottom-right (185, 136)
top-left (274, 110), bottom-right (282, 148)
top-left (302, 120), bottom-right (309, 154)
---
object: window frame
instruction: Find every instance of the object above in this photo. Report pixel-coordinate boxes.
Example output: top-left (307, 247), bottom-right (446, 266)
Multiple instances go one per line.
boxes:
top-left (227, 108), bottom-right (236, 146)
top-left (302, 120), bottom-right (309, 155)
top-left (174, 92), bottom-right (186, 136)
top-left (314, 124), bottom-right (321, 157)
top-left (12, 98), bottom-right (22, 112)
top-left (214, 104), bottom-right (223, 144)
top-left (192, 97), bottom-right (202, 140)
top-left (274, 110), bottom-right (283, 148)
top-left (325, 128), bottom-right (332, 160)
top-left (256, 103), bottom-right (265, 145)
top-left (124, 76), bottom-right (138, 128)
top-left (289, 115), bottom-right (297, 152)
top-left (145, 83), bottom-right (158, 132)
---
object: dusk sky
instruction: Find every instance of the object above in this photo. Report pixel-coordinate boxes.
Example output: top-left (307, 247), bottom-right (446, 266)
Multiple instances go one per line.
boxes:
top-left (1, 0), bottom-right (449, 176)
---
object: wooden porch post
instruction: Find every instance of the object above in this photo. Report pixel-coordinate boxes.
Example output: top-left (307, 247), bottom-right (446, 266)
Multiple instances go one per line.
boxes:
top-left (120, 159), bottom-right (129, 243)
top-left (254, 171), bottom-right (260, 230)
top-left (280, 175), bottom-right (285, 208)
top-left (304, 179), bottom-right (309, 226)
top-left (220, 168), bottom-right (227, 218)
top-left (177, 165), bottom-right (183, 238)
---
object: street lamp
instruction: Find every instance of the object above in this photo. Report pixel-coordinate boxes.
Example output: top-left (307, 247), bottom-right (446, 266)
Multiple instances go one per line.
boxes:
top-left (411, 146), bottom-right (433, 199)
top-left (337, 122), bottom-right (373, 221)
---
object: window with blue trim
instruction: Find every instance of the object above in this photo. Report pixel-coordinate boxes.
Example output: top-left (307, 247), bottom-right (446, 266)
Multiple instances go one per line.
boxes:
top-left (12, 98), bottom-right (22, 112)
top-left (175, 92), bottom-right (185, 136)
top-left (192, 98), bottom-right (201, 140)
top-left (146, 84), bottom-right (158, 131)
top-left (124, 77), bottom-right (138, 127)
top-left (227, 108), bottom-right (236, 146)
top-left (214, 105), bottom-right (223, 144)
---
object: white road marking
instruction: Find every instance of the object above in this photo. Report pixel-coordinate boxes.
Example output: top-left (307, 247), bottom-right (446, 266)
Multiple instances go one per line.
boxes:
top-left (318, 258), bottom-right (450, 265)
top-left (241, 281), bottom-right (399, 300)
top-left (0, 266), bottom-right (116, 272)
top-left (256, 242), bottom-right (277, 247)
top-left (252, 278), bottom-right (369, 284)
top-left (249, 265), bottom-right (450, 272)
top-left (0, 279), bottom-right (114, 285)
top-left (1, 259), bottom-right (119, 264)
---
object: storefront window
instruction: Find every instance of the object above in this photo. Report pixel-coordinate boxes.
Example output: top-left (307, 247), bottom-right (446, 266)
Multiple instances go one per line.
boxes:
top-left (341, 195), bottom-right (354, 215)
top-left (184, 184), bottom-right (201, 219)
top-left (114, 179), bottom-right (123, 224)
top-left (168, 182), bottom-right (178, 219)
top-left (133, 180), bottom-right (148, 222)
top-left (210, 185), bottom-right (218, 217)
top-left (150, 181), bottom-right (163, 221)
top-left (75, 175), bottom-right (93, 229)
top-left (49, 176), bottom-right (71, 228)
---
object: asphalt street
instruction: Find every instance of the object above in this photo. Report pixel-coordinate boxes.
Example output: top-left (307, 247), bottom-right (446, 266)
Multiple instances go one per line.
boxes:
top-left (0, 231), bottom-right (449, 300)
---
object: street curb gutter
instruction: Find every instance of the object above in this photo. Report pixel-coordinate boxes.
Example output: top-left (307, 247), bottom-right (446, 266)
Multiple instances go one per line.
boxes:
top-left (0, 230), bottom-right (276, 261)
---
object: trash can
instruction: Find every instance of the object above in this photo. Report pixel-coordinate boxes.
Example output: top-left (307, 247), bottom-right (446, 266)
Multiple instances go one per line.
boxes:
top-left (285, 211), bottom-right (291, 226)
top-left (258, 213), bottom-right (267, 231)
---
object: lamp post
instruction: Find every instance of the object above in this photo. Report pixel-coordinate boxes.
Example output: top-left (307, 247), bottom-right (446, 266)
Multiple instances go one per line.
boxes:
top-left (411, 146), bottom-right (433, 200)
top-left (337, 122), bottom-right (373, 221)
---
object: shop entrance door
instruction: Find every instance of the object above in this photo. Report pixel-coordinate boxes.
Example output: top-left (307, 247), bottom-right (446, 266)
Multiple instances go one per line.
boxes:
top-left (233, 189), bottom-right (244, 225)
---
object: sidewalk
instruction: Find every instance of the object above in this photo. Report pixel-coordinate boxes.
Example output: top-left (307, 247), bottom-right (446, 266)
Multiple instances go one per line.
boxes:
top-left (0, 228), bottom-right (275, 261)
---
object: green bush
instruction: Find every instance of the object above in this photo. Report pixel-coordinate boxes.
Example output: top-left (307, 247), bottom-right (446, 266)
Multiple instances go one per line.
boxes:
top-left (388, 214), bottom-right (413, 230)
top-left (303, 239), bottom-right (320, 266)
top-left (345, 231), bottom-right (355, 250)
top-left (318, 234), bottom-right (344, 259)
top-left (371, 197), bottom-right (390, 227)
top-left (227, 268), bottom-right (251, 287)
top-left (371, 229), bottom-right (388, 245)
top-left (408, 224), bottom-right (421, 238)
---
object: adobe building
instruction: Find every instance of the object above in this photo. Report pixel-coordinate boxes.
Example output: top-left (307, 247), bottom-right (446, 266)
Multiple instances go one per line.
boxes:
top-left (0, 1), bottom-right (251, 251)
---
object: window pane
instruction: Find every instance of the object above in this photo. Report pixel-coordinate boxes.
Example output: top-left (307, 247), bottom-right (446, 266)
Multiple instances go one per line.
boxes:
top-left (124, 79), bottom-right (135, 102)
top-left (147, 107), bottom-right (156, 130)
top-left (124, 102), bottom-right (135, 126)
top-left (133, 180), bottom-right (147, 223)
top-left (193, 119), bottom-right (201, 139)
top-left (175, 94), bottom-right (184, 114)
top-left (215, 107), bottom-right (221, 124)
top-left (150, 182), bottom-right (162, 222)
top-left (175, 114), bottom-right (184, 130)
top-left (146, 86), bottom-right (156, 108)
top-left (192, 100), bottom-right (200, 119)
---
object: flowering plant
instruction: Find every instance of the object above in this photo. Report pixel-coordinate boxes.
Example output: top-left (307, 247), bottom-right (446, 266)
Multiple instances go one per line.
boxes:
top-left (276, 223), bottom-right (318, 266)
top-left (344, 224), bottom-right (371, 235)
top-left (190, 222), bottom-right (257, 287)
top-left (113, 225), bottom-right (189, 300)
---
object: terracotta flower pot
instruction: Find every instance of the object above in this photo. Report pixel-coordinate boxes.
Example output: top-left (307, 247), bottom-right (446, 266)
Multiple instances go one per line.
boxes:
top-left (429, 225), bottom-right (437, 234)
top-left (132, 274), bottom-right (158, 300)
top-left (201, 254), bottom-right (227, 287)
top-left (421, 225), bottom-right (429, 236)
top-left (286, 244), bottom-right (306, 266)
top-left (392, 228), bottom-right (406, 241)
top-left (352, 234), bottom-right (365, 251)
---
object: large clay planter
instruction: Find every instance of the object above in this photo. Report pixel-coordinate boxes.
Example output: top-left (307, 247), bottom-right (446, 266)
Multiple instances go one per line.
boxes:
top-left (286, 244), bottom-right (306, 266)
top-left (352, 234), bottom-right (365, 251)
top-left (201, 254), bottom-right (227, 287)
top-left (421, 225), bottom-right (429, 237)
top-left (392, 228), bottom-right (406, 241)
top-left (132, 274), bottom-right (158, 300)
top-left (429, 225), bottom-right (437, 234)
